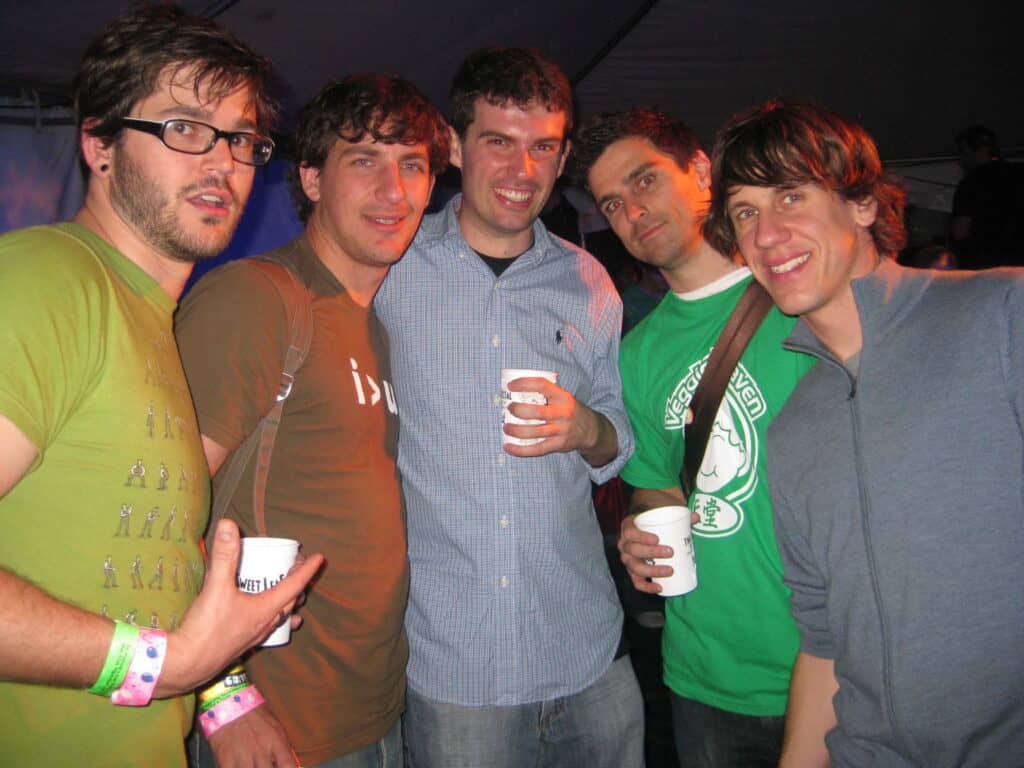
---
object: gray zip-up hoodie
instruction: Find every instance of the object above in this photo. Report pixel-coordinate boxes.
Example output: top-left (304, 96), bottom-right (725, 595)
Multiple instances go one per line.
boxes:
top-left (768, 259), bottom-right (1024, 767)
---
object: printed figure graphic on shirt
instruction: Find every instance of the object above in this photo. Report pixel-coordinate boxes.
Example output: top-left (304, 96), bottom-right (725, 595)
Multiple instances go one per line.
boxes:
top-left (190, 561), bottom-right (201, 595)
top-left (158, 463), bottom-right (169, 490)
top-left (178, 509), bottom-right (191, 543)
top-left (149, 557), bottom-right (164, 590)
top-left (130, 555), bottom-right (143, 589)
top-left (124, 608), bottom-right (138, 626)
top-left (125, 459), bottom-right (146, 488)
top-left (115, 503), bottom-right (133, 537)
top-left (160, 506), bottom-right (176, 540)
top-left (139, 507), bottom-right (159, 538)
top-left (178, 464), bottom-right (187, 492)
top-left (146, 402), bottom-right (156, 438)
top-left (103, 555), bottom-right (118, 588)
top-left (697, 403), bottom-right (748, 495)
top-left (164, 408), bottom-right (174, 439)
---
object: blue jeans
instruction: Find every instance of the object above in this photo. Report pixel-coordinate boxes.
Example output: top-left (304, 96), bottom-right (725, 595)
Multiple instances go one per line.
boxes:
top-left (314, 719), bottom-right (403, 768)
top-left (191, 717), bottom-right (402, 768)
top-left (403, 656), bottom-right (644, 768)
top-left (670, 692), bottom-right (784, 768)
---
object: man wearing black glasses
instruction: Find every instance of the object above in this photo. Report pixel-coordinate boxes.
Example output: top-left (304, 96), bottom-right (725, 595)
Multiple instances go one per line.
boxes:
top-left (118, 117), bottom-right (276, 168)
top-left (0, 7), bottom-right (321, 767)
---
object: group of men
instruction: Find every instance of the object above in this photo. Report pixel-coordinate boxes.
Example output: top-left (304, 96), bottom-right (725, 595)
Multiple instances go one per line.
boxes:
top-left (1, 4), bottom-right (1021, 768)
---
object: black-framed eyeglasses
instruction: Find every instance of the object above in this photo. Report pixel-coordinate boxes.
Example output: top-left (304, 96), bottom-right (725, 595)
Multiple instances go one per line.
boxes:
top-left (119, 117), bottom-right (275, 167)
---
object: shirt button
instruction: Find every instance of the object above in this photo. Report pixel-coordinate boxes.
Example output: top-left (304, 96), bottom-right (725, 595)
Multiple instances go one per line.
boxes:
top-left (493, 394), bottom-right (502, 407)
top-left (497, 455), bottom-right (506, 466)
top-left (491, 334), bottom-right (500, 347)
top-left (458, 252), bottom-right (466, 259)
top-left (499, 576), bottom-right (509, 588)
top-left (500, 515), bottom-right (509, 528)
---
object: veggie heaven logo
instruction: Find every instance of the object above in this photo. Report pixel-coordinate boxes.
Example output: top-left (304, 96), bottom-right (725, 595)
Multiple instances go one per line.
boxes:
top-left (665, 354), bottom-right (767, 538)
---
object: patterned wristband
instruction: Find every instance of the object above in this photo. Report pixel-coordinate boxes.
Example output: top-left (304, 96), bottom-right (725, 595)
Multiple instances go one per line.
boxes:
top-left (199, 684), bottom-right (265, 738)
top-left (198, 664), bottom-right (249, 709)
top-left (110, 628), bottom-right (168, 706)
top-left (87, 621), bottom-right (140, 696)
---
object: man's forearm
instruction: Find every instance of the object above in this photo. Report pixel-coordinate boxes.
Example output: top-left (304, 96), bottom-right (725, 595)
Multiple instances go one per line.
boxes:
top-left (780, 651), bottom-right (839, 768)
top-left (0, 567), bottom-right (111, 689)
top-left (580, 409), bottom-right (618, 467)
top-left (628, 486), bottom-right (687, 516)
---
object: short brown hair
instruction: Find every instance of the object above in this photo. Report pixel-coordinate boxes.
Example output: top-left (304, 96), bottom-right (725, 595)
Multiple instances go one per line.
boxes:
top-left (290, 74), bottom-right (451, 223)
top-left (705, 100), bottom-right (907, 256)
top-left (74, 5), bottom-right (278, 152)
top-left (572, 109), bottom-right (703, 190)
top-left (449, 46), bottom-right (573, 140)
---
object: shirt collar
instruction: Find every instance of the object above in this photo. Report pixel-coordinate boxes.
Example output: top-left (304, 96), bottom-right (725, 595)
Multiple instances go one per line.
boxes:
top-left (783, 258), bottom-right (921, 360)
top-left (439, 194), bottom-right (558, 268)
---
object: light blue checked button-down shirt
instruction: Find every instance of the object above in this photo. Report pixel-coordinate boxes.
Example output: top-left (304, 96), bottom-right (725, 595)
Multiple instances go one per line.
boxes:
top-left (375, 196), bottom-right (634, 706)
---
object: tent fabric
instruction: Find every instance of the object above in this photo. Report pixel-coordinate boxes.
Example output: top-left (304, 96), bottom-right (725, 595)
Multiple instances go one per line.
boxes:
top-left (0, 105), bottom-right (82, 232)
top-left (1, 0), bottom-right (1018, 163)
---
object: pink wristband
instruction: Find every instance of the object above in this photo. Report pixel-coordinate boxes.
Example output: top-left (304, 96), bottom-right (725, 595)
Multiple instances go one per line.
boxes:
top-left (199, 684), bottom-right (266, 738)
top-left (110, 628), bottom-right (168, 706)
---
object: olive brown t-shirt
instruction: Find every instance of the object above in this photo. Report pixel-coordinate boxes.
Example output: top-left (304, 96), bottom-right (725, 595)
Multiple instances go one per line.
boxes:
top-left (176, 235), bottom-right (408, 764)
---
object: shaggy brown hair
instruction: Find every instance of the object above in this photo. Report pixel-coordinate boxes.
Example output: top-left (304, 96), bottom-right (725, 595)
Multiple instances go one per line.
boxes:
top-left (705, 100), bottom-right (907, 256)
top-left (74, 5), bottom-right (279, 154)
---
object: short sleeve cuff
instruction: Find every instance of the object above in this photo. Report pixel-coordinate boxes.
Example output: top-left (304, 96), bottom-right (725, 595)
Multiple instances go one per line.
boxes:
top-left (0, 392), bottom-right (45, 466)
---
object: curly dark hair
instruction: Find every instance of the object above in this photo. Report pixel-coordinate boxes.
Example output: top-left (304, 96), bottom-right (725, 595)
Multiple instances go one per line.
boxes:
top-left (449, 46), bottom-right (573, 140)
top-left (705, 100), bottom-right (907, 256)
top-left (572, 108), bottom-right (703, 190)
top-left (74, 5), bottom-right (279, 154)
top-left (290, 73), bottom-right (451, 222)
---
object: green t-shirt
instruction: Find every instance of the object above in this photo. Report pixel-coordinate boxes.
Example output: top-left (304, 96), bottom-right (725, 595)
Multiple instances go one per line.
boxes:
top-left (620, 269), bottom-right (814, 716)
top-left (0, 224), bottom-right (209, 767)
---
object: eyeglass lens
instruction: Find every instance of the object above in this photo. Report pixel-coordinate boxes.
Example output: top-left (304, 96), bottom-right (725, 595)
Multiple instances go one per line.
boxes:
top-left (162, 120), bottom-right (273, 165)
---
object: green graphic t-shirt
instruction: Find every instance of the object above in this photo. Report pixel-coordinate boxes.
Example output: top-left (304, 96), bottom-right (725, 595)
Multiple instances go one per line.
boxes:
top-left (0, 224), bottom-right (209, 767)
top-left (620, 269), bottom-right (815, 716)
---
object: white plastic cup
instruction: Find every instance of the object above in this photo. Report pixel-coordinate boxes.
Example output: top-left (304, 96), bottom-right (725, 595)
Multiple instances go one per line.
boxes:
top-left (634, 505), bottom-right (698, 596)
top-left (500, 368), bottom-right (558, 446)
top-left (237, 537), bottom-right (300, 646)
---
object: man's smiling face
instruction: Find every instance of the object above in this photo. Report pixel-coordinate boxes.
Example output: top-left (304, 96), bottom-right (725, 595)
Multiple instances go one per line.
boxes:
top-left (450, 98), bottom-right (568, 256)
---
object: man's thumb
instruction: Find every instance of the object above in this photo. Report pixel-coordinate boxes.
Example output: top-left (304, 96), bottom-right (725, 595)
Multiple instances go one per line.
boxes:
top-left (205, 519), bottom-right (241, 584)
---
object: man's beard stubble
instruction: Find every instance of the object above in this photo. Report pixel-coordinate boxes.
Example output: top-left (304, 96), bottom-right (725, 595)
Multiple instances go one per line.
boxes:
top-left (109, 152), bottom-right (237, 264)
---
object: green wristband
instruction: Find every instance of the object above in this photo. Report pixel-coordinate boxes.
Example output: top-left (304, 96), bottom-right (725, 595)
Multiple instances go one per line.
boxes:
top-left (87, 621), bottom-right (140, 696)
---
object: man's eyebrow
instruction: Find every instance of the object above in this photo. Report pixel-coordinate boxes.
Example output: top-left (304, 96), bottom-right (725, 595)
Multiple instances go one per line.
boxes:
top-left (594, 162), bottom-right (656, 207)
top-left (398, 146), bottom-right (430, 162)
top-left (477, 129), bottom-right (513, 142)
top-left (339, 143), bottom-right (382, 158)
top-left (625, 162), bottom-right (656, 184)
top-left (154, 104), bottom-right (257, 131)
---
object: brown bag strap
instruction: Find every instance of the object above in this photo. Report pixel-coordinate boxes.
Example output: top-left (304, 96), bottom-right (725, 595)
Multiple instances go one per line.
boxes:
top-left (680, 280), bottom-right (773, 498)
top-left (208, 255), bottom-right (314, 539)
